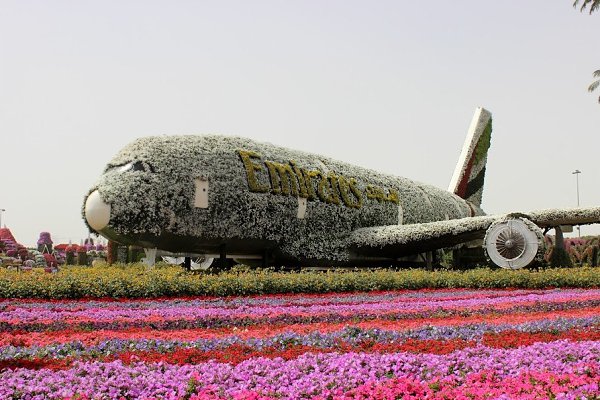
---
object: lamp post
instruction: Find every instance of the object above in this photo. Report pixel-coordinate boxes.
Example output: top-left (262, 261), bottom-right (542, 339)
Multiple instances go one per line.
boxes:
top-left (0, 209), bottom-right (4, 228)
top-left (572, 170), bottom-right (581, 237)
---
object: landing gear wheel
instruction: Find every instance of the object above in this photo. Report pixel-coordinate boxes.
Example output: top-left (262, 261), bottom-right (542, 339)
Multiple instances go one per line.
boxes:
top-left (190, 256), bottom-right (214, 271)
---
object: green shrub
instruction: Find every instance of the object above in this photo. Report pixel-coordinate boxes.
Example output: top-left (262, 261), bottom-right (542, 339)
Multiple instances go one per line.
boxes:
top-left (550, 246), bottom-right (573, 268)
top-left (0, 263), bottom-right (599, 299)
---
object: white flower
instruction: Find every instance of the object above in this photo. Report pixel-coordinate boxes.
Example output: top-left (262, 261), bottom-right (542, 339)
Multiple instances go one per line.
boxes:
top-left (84, 135), bottom-right (484, 262)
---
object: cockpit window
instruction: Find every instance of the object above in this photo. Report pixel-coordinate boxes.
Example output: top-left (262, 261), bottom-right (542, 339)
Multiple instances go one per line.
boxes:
top-left (118, 162), bottom-right (133, 172)
top-left (107, 161), bottom-right (156, 173)
top-left (132, 161), bottom-right (146, 172)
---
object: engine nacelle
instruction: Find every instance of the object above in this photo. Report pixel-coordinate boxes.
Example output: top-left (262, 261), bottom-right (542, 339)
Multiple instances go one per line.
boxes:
top-left (483, 217), bottom-right (544, 269)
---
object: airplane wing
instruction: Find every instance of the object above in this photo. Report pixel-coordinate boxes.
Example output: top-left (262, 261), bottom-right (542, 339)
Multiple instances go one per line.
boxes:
top-left (349, 206), bottom-right (600, 267)
top-left (527, 207), bottom-right (600, 228)
top-left (349, 215), bottom-right (499, 258)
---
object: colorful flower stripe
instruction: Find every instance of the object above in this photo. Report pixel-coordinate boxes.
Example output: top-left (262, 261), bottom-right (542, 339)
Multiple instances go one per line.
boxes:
top-left (5, 303), bottom-right (600, 348)
top-left (2, 340), bottom-right (600, 399)
top-left (3, 292), bottom-right (600, 333)
top-left (4, 289), bottom-right (600, 324)
top-left (3, 316), bottom-right (600, 361)
top-left (0, 288), bottom-right (509, 309)
top-left (3, 288), bottom-right (600, 399)
top-left (313, 370), bottom-right (600, 400)
top-left (5, 327), bottom-right (600, 372)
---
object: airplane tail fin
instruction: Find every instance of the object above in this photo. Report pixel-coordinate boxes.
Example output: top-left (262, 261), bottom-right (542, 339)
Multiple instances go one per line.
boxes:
top-left (448, 107), bottom-right (492, 207)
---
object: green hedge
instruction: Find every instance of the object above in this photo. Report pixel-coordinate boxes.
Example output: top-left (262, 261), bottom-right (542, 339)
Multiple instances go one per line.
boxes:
top-left (0, 263), bottom-right (599, 299)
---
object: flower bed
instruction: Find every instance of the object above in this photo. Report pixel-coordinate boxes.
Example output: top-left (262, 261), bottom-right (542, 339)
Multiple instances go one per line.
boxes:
top-left (1, 288), bottom-right (600, 399)
top-left (2, 264), bottom-right (600, 299)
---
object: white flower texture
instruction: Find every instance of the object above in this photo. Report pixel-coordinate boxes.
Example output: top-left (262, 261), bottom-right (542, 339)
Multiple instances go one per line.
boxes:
top-left (528, 207), bottom-right (600, 228)
top-left (83, 135), bottom-right (485, 262)
top-left (350, 215), bottom-right (497, 249)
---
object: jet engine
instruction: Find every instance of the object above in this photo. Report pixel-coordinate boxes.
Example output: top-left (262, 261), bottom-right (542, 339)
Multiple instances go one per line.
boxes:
top-left (483, 217), bottom-right (544, 269)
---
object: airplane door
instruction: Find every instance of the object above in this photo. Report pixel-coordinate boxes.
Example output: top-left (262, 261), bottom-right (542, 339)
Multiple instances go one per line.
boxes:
top-left (194, 178), bottom-right (209, 208)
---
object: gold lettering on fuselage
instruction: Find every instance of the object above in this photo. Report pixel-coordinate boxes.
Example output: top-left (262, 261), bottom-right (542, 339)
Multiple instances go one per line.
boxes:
top-left (338, 176), bottom-right (363, 209)
top-left (237, 150), bottom-right (399, 209)
top-left (264, 161), bottom-right (299, 196)
top-left (238, 150), bottom-right (270, 193)
top-left (366, 184), bottom-right (399, 204)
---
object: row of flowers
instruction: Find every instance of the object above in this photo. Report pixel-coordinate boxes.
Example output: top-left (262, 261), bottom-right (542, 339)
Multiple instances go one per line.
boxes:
top-left (2, 341), bottom-right (600, 399)
top-left (3, 289), bottom-right (600, 328)
top-left (3, 324), bottom-right (600, 372)
top-left (5, 265), bottom-right (600, 299)
top-left (3, 316), bottom-right (600, 361)
top-left (2, 288), bottom-right (600, 398)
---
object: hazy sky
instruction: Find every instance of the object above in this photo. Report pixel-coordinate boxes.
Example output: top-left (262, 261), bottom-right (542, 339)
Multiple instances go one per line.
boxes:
top-left (1, 1), bottom-right (598, 247)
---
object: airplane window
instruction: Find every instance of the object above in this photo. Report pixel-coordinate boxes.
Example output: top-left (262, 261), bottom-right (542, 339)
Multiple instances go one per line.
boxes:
top-left (132, 161), bottom-right (146, 172)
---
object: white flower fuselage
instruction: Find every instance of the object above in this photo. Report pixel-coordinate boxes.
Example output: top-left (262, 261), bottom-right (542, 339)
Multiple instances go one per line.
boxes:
top-left (83, 135), bottom-right (484, 265)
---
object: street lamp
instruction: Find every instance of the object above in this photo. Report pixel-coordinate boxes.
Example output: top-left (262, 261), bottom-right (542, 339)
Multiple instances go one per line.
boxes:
top-left (572, 170), bottom-right (581, 237)
top-left (0, 209), bottom-right (4, 228)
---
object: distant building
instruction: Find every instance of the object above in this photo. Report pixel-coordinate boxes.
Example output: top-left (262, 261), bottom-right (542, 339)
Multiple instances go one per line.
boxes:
top-left (0, 228), bottom-right (18, 244)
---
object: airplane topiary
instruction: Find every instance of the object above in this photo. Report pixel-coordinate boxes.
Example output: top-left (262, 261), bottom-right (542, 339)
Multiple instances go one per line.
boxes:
top-left (83, 108), bottom-right (600, 269)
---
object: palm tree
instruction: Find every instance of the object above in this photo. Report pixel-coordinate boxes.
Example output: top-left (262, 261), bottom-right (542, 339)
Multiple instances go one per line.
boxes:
top-left (573, 0), bottom-right (600, 14)
top-left (589, 70), bottom-right (600, 103)
top-left (573, 2), bottom-right (599, 102)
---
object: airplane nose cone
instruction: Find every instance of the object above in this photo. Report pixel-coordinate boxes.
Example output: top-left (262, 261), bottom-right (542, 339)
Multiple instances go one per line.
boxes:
top-left (85, 190), bottom-right (111, 231)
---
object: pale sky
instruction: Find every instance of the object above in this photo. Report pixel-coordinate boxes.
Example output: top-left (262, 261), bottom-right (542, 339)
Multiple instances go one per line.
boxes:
top-left (1, 1), bottom-right (598, 247)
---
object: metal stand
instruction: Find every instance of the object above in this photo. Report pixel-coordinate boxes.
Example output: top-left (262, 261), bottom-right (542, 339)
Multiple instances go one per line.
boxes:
top-left (219, 244), bottom-right (227, 270)
top-left (262, 249), bottom-right (271, 269)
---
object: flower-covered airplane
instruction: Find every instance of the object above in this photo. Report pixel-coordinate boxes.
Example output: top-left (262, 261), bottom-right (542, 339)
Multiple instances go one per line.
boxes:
top-left (83, 108), bottom-right (600, 269)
